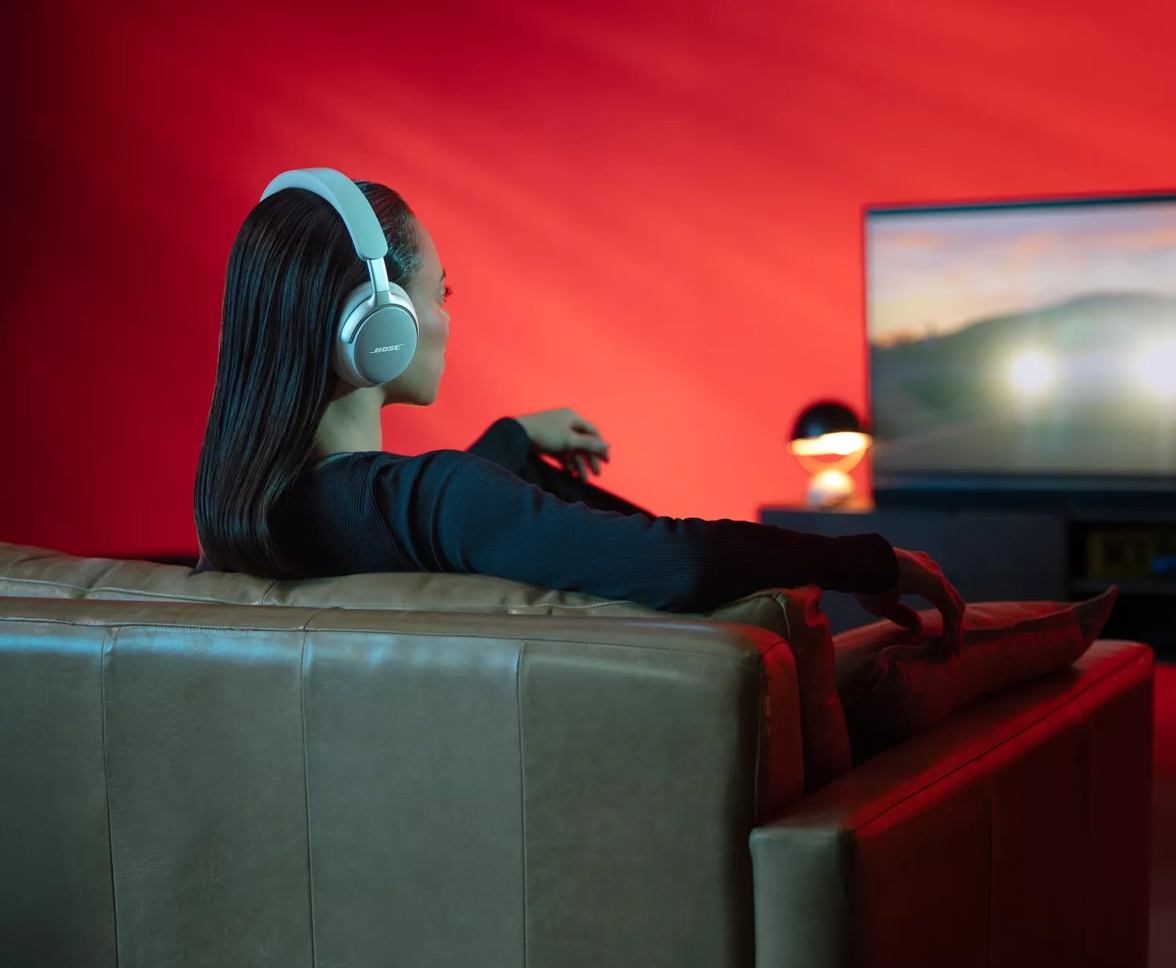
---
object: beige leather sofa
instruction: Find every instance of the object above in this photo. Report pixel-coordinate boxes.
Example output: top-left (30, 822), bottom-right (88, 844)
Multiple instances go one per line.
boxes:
top-left (0, 542), bottom-right (1153, 967)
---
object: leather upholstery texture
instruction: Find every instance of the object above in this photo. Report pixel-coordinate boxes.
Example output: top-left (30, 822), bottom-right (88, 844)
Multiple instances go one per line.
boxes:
top-left (1, 596), bottom-right (768, 968)
top-left (0, 541), bottom-right (1156, 967)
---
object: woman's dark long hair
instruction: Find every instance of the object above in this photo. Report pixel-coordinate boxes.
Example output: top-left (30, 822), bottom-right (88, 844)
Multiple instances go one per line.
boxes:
top-left (194, 180), bottom-right (420, 577)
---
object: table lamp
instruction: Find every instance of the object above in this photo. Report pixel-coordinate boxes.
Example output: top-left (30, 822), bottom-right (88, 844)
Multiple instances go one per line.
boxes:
top-left (788, 401), bottom-right (872, 508)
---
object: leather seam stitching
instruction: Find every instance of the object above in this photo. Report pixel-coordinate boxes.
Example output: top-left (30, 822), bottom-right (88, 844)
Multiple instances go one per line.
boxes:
top-left (753, 660), bottom-right (769, 826)
top-left (256, 578), bottom-right (283, 604)
top-left (0, 578), bottom-right (644, 611)
top-left (88, 588), bottom-right (268, 604)
top-left (0, 575), bottom-right (665, 612)
top-left (1, 579), bottom-right (794, 618)
top-left (516, 640), bottom-right (529, 967)
top-left (99, 626), bottom-right (122, 967)
top-left (298, 616), bottom-right (319, 968)
top-left (0, 615), bottom-right (763, 660)
top-left (0, 575), bottom-right (91, 592)
top-left (270, 600), bottom-right (652, 613)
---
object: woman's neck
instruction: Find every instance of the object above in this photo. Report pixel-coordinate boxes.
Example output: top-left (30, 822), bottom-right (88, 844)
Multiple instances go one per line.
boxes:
top-left (311, 383), bottom-right (385, 461)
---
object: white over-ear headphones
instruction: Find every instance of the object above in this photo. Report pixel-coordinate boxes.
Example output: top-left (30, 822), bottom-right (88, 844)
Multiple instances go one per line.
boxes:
top-left (260, 167), bottom-right (418, 388)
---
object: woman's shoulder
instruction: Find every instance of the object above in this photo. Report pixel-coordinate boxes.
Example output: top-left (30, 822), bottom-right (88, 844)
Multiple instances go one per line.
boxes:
top-left (307, 447), bottom-right (498, 480)
top-left (308, 450), bottom-right (384, 474)
top-left (301, 448), bottom-right (521, 513)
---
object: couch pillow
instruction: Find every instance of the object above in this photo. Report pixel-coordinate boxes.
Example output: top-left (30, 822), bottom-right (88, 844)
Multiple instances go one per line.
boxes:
top-left (0, 541), bottom-right (853, 800)
top-left (835, 587), bottom-right (1118, 758)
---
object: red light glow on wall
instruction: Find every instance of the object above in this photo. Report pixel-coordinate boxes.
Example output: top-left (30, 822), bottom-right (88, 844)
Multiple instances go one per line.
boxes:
top-left (4, 0), bottom-right (1175, 556)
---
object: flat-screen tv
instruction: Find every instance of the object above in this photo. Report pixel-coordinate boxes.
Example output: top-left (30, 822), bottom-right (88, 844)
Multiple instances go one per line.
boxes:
top-left (865, 192), bottom-right (1176, 511)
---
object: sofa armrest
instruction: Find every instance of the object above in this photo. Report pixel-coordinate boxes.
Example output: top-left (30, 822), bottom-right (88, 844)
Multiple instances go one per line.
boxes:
top-left (0, 597), bottom-right (800, 968)
top-left (749, 640), bottom-right (1153, 968)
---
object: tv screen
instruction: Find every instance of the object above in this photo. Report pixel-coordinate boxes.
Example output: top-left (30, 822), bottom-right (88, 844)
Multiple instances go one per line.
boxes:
top-left (866, 193), bottom-right (1176, 506)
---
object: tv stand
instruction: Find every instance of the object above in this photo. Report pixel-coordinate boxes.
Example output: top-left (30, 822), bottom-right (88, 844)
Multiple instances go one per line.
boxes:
top-left (872, 478), bottom-right (1176, 515)
top-left (759, 503), bottom-right (1176, 656)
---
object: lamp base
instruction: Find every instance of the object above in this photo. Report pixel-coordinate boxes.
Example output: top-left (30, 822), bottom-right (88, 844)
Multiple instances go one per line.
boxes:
top-left (806, 469), bottom-right (857, 509)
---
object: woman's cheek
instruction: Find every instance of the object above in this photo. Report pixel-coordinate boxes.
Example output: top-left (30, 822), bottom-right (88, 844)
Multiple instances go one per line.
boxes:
top-left (433, 310), bottom-right (450, 349)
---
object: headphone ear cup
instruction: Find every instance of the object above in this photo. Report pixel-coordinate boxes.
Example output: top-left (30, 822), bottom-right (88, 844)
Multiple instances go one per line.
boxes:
top-left (333, 282), bottom-right (419, 387)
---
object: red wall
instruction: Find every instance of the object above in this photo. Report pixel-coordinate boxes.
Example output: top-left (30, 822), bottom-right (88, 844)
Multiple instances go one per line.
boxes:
top-left (3, 0), bottom-right (1174, 557)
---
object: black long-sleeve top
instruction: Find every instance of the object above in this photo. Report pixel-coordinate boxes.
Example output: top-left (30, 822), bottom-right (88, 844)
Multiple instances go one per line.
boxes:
top-left (258, 417), bottom-right (898, 613)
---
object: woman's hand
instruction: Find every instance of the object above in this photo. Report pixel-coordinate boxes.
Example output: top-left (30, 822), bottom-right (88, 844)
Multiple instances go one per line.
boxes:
top-left (514, 407), bottom-right (611, 479)
top-left (853, 548), bottom-right (966, 656)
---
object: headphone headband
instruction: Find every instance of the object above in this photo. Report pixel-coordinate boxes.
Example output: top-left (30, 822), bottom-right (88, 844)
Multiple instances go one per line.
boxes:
top-left (261, 168), bottom-right (388, 259)
top-left (260, 167), bottom-right (392, 297)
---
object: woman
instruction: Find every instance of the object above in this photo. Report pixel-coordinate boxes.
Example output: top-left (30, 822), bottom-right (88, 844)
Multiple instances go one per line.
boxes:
top-left (194, 170), bottom-right (964, 652)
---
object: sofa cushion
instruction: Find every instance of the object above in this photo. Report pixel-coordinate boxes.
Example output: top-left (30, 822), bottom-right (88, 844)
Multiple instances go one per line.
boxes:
top-left (0, 541), bottom-right (855, 799)
top-left (833, 587), bottom-right (1118, 758)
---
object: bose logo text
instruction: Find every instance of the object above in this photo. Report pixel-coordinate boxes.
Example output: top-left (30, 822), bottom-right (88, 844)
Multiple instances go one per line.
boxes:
top-left (369, 344), bottom-right (404, 354)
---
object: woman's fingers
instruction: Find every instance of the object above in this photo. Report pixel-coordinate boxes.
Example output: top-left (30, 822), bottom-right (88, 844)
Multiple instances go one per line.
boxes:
top-left (570, 413), bottom-right (601, 436)
top-left (544, 406), bottom-right (610, 477)
top-left (562, 449), bottom-right (602, 477)
top-left (893, 547), bottom-right (966, 657)
top-left (573, 427), bottom-right (608, 451)
top-left (858, 593), bottom-right (922, 632)
top-left (570, 414), bottom-right (609, 455)
top-left (936, 587), bottom-right (966, 656)
top-left (917, 570), bottom-right (965, 656)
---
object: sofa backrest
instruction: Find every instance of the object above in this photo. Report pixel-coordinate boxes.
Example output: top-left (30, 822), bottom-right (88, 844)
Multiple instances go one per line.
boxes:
top-left (0, 593), bottom-right (770, 968)
top-left (0, 540), bottom-right (817, 814)
top-left (0, 539), bottom-right (798, 634)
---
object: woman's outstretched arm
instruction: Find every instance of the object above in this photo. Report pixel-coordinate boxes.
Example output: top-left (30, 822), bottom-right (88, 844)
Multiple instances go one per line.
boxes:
top-left (375, 449), bottom-right (898, 614)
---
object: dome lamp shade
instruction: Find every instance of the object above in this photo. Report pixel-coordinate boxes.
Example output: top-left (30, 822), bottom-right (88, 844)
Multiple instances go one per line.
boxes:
top-left (787, 401), bottom-right (872, 508)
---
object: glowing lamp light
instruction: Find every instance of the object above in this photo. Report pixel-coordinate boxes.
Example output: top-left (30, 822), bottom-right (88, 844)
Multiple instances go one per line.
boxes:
top-left (789, 430), bottom-right (872, 457)
top-left (788, 401), bottom-right (872, 509)
top-left (1134, 337), bottom-right (1176, 400)
top-left (1007, 348), bottom-right (1055, 399)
